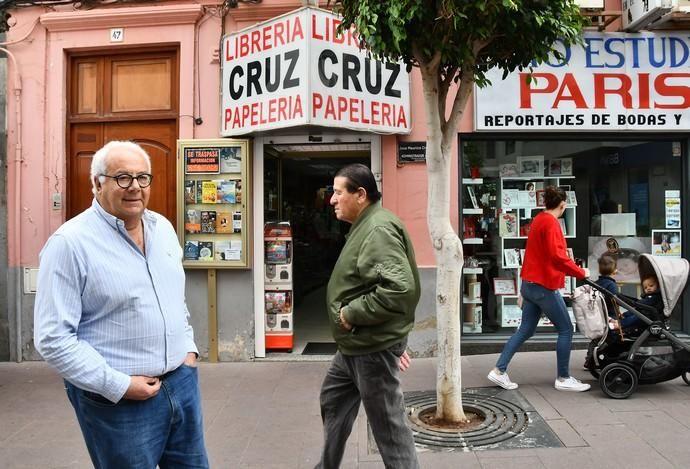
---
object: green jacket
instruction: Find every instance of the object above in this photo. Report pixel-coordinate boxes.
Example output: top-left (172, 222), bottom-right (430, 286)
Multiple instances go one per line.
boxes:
top-left (327, 202), bottom-right (420, 355)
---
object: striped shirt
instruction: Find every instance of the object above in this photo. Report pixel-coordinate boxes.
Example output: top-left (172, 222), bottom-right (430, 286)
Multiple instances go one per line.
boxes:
top-left (34, 199), bottom-right (198, 403)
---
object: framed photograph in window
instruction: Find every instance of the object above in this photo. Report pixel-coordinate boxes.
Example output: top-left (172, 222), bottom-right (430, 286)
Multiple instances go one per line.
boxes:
top-left (652, 229), bottom-right (681, 257)
top-left (548, 159), bottom-right (562, 176)
top-left (493, 277), bottom-right (517, 296)
top-left (503, 248), bottom-right (521, 268)
top-left (536, 189), bottom-right (545, 207)
top-left (517, 156), bottom-right (544, 178)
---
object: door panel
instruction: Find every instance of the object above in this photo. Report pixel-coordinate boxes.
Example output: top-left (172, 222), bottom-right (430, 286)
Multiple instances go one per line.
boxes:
top-left (68, 120), bottom-right (177, 226)
top-left (105, 121), bottom-right (177, 225)
top-left (67, 48), bottom-right (179, 226)
top-left (68, 123), bottom-right (103, 218)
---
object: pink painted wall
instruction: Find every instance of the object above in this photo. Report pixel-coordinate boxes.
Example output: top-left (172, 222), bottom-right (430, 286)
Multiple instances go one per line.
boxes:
top-left (3, 0), bottom-right (473, 268)
top-left (5, 3), bottom-right (203, 267)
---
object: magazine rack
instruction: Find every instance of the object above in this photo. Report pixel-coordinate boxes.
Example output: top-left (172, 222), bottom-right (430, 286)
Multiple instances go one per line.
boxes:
top-left (177, 138), bottom-right (251, 269)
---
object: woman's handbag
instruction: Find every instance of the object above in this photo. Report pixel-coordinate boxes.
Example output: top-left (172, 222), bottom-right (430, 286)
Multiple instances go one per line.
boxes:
top-left (571, 285), bottom-right (608, 339)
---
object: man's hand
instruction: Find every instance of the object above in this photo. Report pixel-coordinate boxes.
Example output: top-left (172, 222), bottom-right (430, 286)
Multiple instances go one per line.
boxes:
top-left (183, 352), bottom-right (198, 367)
top-left (123, 376), bottom-right (161, 400)
top-left (339, 309), bottom-right (353, 331)
top-left (398, 350), bottom-right (411, 372)
top-left (583, 267), bottom-right (591, 278)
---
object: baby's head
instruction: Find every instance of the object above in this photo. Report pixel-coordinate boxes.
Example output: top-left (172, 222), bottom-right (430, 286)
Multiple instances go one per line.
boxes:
top-left (598, 254), bottom-right (617, 276)
top-left (642, 275), bottom-right (659, 295)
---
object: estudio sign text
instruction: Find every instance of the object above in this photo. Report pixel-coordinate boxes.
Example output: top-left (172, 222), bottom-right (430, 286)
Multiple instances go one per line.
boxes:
top-left (221, 7), bottom-right (411, 136)
top-left (475, 32), bottom-right (690, 132)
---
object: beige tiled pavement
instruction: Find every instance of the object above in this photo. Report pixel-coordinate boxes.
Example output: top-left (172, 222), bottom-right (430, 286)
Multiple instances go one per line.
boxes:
top-left (1, 350), bottom-right (690, 468)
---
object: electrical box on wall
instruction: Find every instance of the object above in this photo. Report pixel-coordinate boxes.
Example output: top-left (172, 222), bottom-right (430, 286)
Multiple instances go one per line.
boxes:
top-left (23, 268), bottom-right (39, 294)
top-left (623, 0), bottom-right (674, 31)
top-left (52, 193), bottom-right (62, 210)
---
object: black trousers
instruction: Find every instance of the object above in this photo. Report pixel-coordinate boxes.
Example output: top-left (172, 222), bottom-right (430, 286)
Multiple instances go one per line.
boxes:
top-left (315, 340), bottom-right (419, 469)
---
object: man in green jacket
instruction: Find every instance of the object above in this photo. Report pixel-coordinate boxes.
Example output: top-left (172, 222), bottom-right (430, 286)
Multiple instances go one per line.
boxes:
top-left (315, 164), bottom-right (420, 469)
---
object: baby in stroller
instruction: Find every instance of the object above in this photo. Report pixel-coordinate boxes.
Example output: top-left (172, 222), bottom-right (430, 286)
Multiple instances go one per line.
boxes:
top-left (583, 253), bottom-right (690, 398)
top-left (609, 274), bottom-right (664, 335)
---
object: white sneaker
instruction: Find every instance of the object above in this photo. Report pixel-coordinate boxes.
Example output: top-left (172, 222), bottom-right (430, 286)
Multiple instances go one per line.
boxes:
top-left (488, 369), bottom-right (518, 390)
top-left (555, 376), bottom-right (591, 392)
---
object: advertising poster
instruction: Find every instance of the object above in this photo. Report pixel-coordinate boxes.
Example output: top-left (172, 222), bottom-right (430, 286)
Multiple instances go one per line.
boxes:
top-left (665, 190), bottom-right (681, 228)
top-left (587, 236), bottom-right (651, 283)
top-left (184, 148), bottom-right (220, 174)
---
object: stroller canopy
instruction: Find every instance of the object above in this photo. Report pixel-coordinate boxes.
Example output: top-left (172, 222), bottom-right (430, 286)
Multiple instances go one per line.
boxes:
top-left (638, 253), bottom-right (689, 317)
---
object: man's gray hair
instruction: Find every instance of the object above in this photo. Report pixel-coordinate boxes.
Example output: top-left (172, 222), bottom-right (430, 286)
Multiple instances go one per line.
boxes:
top-left (90, 141), bottom-right (152, 195)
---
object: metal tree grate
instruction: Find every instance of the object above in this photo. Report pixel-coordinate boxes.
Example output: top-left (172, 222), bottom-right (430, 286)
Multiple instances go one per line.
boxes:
top-left (392, 388), bottom-right (563, 453)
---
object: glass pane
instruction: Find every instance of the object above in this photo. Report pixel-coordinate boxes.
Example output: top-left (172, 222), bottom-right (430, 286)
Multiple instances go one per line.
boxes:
top-left (460, 139), bottom-right (683, 335)
top-left (77, 62), bottom-right (97, 114)
top-left (111, 59), bottom-right (171, 112)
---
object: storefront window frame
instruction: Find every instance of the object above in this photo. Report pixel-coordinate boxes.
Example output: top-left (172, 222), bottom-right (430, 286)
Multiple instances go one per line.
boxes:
top-left (458, 132), bottom-right (690, 338)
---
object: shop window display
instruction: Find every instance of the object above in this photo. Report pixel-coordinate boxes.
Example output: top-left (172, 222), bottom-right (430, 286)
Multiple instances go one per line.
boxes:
top-left (460, 139), bottom-right (683, 334)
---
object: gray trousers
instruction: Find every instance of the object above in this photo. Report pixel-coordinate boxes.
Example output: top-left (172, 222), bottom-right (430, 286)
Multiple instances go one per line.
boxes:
top-left (315, 340), bottom-right (419, 469)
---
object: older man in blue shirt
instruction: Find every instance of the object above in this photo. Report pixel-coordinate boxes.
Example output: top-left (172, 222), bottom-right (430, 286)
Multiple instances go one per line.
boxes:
top-left (34, 140), bottom-right (208, 468)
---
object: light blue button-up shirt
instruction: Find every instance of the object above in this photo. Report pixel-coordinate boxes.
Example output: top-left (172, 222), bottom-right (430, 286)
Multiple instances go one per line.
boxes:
top-left (34, 200), bottom-right (198, 403)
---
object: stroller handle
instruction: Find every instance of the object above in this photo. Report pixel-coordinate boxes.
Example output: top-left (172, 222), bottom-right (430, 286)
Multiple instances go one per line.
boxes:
top-left (581, 278), bottom-right (616, 298)
top-left (579, 278), bottom-right (652, 326)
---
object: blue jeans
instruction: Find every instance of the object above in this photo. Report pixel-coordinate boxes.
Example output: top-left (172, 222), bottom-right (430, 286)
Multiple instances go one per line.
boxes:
top-left (65, 364), bottom-right (209, 469)
top-left (316, 340), bottom-right (419, 469)
top-left (496, 281), bottom-right (574, 378)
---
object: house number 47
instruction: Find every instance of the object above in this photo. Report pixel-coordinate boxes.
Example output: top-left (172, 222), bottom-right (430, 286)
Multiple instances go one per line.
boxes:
top-left (110, 28), bottom-right (124, 43)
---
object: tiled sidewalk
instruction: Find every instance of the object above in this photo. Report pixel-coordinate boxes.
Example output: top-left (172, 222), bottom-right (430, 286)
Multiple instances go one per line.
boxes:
top-left (2, 350), bottom-right (690, 468)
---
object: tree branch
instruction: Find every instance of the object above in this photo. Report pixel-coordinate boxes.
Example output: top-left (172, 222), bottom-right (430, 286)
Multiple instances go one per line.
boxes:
top-left (443, 68), bottom-right (474, 148)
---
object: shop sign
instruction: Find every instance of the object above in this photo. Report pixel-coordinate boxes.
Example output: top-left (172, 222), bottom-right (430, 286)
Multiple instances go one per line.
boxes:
top-left (397, 141), bottom-right (426, 164)
top-left (475, 32), bottom-right (690, 132)
top-left (221, 7), bottom-right (410, 136)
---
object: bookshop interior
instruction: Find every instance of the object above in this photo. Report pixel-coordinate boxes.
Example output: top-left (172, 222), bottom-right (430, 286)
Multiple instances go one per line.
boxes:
top-left (263, 142), bottom-right (370, 353)
top-left (460, 138), bottom-right (683, 336)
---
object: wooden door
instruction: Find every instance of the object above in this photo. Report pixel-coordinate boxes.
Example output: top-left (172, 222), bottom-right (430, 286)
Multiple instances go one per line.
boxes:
top-left (67, 49), bottom-right (179, 225)
top-left (69, 121), bottom-right (177, 225)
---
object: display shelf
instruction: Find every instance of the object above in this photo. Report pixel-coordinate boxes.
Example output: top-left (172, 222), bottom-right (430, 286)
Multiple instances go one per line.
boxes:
top-left (462, 178), bottom-right (484, 184)
top-left (500, 295), bottom-right (575, 329)
top-left (463, 323), bottom-right (482, 333)
top-left (462, 303), bottom-right (483, 333)
top-left (177, 138), bottom-right (251, 269)
top-left (462, 296), bottom-right (482, 304)
top-left (458, 165), bottom-right (579, 334)
top-left (459, 176), bottom-right (497, 335)
top-left (500, 175), bottom-right (575, 181)
top-left (463, 267), bottom-right (483, 275)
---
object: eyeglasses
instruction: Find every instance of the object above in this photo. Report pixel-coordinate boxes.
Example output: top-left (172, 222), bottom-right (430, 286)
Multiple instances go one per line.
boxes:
top-left (101, 173), bottom-right (153, 189)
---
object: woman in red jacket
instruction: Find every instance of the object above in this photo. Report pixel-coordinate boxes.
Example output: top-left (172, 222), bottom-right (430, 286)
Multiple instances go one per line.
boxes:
top-left (488, 186), bottom-right (591, 392)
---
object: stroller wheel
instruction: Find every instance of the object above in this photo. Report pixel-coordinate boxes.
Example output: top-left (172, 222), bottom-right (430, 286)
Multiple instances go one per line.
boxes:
top-left (600, 363), bottom-right (638, 399)
top-left (682, 371), bottom-right (690, 386)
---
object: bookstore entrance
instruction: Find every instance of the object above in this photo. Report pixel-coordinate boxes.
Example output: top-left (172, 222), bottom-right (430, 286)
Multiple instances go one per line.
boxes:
top-left (262, 141), bottom-right (373, 355)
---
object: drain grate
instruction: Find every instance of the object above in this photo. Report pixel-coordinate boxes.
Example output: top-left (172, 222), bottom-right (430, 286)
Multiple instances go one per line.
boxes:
top-left (380, 387), bottom-right (564, 453)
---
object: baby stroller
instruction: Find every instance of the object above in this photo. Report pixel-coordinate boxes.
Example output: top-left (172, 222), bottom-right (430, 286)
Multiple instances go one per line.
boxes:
top-left (583, 254), bottom-right (690, 399)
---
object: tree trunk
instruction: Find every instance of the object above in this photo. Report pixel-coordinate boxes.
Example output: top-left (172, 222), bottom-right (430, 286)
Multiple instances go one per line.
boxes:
top-left (429, 146), bottom-right (465, 422)
top-left (419, 63), bottom-right (466, 422)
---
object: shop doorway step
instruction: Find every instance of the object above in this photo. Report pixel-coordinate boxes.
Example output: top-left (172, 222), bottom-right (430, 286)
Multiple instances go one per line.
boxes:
top-left (302, 342), bottom-right (337, 355)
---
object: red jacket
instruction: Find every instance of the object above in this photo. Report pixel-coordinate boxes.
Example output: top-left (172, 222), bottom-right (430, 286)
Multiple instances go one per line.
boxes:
top-left (521, 212), bottom-right (586, 290)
